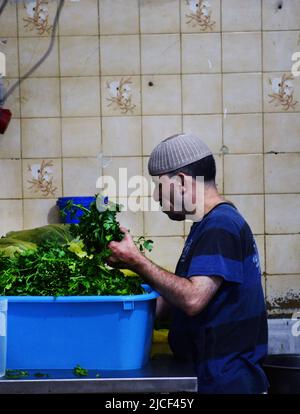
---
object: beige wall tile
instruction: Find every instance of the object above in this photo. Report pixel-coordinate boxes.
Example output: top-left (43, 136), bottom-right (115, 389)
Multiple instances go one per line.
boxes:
top-left (102, 156), bottom-right (143, 198)
top-left (100, 35), bottom-right (140, 76)
top-left (142, 115), bottom-right (182, 156)
top-left (62, 117), bottom-right (101, 157)
top-left (227, 195), bottom-right (264, 234)
top-left (0, 3), bottom-right (17, 37)
top-left (99, 0), bottom-right (139, 34)
top-left (59, 36), bottom-right (99, 77)
top-left (19, 37), bottom-right (59, 77)
top-left (102, 116), bottom-right (141, 156)
top-left (23, 199), bottom-right (60, 229)
top-left (181, 0), bottom-right (221, 33)
top-left (224, 154), bottom-right (263, 194)
top-left (222, 32), bottom-right (262, 72)
top-left (263, 31), bottom-right (300, 72)
top-left (0, 119), bottom-right (21, 158)
top-left (59, 0), bottom-right (99, 35)
top-left (183, 114), bottom-right (222, 153)
top-left (61, 77), bottom-right (100, 117)
top-left (141, 34), bottom-right (180, 74)
top-left (266, 275), bottom-right (300, 315)
top-left (182, 33), bottom-right (221, 74)
top-left (266, 235), bottom-right (300, 274)
top-left (0, 159), bottom-right (22, 198)
top-left (117, 207), bottom-right (144, 237)
top-left (142, 75), bottom-right (181, 115)
top-left (17, 1), bottom-right (58, 37)
top-left (146, 236), bottom-right (184, 271)
top-left (140, 0), bottom-right (180, 33)
top-left (266, 194), bottom-right (300, 234)
top-left (63, 157), bottom-right (101, 196)
top-left (222, 0), bottom-right (261, 31)
top-left (144, 210), bottom-right (184, 236)
top-left (23, 158), bottom-right (62, 199)
top-left (3, 78), bottom-right (20, 118)
top-left (182, 74), bottom-right (222, 114)
top-left (22, 118), bottom-right (61, 158)
top-left (263, 72), bottom-right (300, 113)
top-left (223, 114), bottom-right (263, 153)
top-left (265, 153), bottom-right (300, 193)
top-left (255, 235), bottom-right (265, 274)
top-left (0, 38), bottom-right (19, 77)
top-left (264, 113), bottom-right (300, 152)
top-left (101, 76), bottom-right (141, 116)
top-left (185, 220), bottom-right (193, 236)
top-left (0, 200), bottom-right (23, 236)
top-left (20, 78), bottom-right (60, 117)
top-left (223, 73), bottom-right (262, 113)
top-left (263, 0), bottom-right (300, 30)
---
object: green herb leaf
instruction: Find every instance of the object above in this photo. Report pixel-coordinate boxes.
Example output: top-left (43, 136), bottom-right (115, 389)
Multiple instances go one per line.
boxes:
top-left (73, 364), bottom-right (88, 377)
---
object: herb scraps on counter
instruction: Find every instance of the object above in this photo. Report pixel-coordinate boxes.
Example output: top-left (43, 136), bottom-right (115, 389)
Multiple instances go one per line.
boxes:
top-left (73, 364), bottom-right (88, 377)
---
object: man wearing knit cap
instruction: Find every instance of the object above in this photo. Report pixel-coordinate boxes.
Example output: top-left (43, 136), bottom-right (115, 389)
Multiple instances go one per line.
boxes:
top-left (107, 133), bottom-right (269, 394)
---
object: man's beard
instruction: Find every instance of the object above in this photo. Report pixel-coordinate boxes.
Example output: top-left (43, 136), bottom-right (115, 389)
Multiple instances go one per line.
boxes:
top-left (162, 209), bottom-right (186, 221)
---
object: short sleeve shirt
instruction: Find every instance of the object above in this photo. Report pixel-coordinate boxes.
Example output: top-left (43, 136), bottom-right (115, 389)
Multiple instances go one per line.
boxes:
top-left (168, 202), bottom-right (269, 394)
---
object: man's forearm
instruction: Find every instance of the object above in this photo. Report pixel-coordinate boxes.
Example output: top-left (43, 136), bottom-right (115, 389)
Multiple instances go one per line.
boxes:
top-left (132, 253), bottom-right (198, 315)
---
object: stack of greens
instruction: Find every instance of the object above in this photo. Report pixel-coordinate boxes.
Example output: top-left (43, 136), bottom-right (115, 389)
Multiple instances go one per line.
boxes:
top-left (0, 196), bottom-right (153, 296)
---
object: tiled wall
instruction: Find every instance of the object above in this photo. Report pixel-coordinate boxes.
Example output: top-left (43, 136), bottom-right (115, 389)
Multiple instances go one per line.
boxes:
top-left (1, 0), bottom-right (300, 315)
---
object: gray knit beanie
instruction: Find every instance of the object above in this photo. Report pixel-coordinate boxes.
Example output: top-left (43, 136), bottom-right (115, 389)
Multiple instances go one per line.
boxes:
top-left (148, 133), bottom-right (212, 176)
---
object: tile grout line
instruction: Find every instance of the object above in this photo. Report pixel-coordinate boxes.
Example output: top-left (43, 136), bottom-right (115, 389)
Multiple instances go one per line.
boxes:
top-left (179, 0), bottom-right (186, 239)
top-left (57, 1), bottom-right (63, 200)
top-left (261, 0), bottom-right (267, 298)
top-left (98, 0), bottom-right (103, 191)
top-left (11, 28), bottom-right (294, 36)
top-left (220, 0), bottom-right (225, 197)
top-left (138, 0), bottom-right (146, 238)
top-left (15, 2), bottom-right (25, 230)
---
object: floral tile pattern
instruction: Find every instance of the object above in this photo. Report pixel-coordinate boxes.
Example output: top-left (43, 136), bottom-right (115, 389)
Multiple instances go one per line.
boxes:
top-left (185, 0), bottom-right (216, 31)
top-left (27, 160), bottom-right (57, 197)
top-left (268, 73), bottom-right (298, 111)
top-left (106, 77), bottom-right (137, 114)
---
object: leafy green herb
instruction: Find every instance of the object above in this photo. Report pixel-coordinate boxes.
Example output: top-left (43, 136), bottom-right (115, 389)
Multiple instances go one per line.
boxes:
top-left (73, 364), bottom-right (88, 377)
top-left (0, 241), bottom-right (144, 296)
top-left (34, 372), bottom-right (50, 378)
top-left (5, 369), bottom-right (29, 379)
top-left (0, 195), bottom-right (153, 297)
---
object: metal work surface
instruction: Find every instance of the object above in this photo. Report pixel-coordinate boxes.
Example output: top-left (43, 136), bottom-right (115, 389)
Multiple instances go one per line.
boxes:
top-left (0, 356), bottom-right (197, 394)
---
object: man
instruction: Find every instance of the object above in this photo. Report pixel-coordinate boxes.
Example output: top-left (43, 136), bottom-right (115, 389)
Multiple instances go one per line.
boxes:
top-left (107, 133), bottom-right (269, 394)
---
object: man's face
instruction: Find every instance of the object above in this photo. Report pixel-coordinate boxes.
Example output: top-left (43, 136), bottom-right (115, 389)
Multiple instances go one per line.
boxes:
top-left (152, 174), bottom-right (202, 221)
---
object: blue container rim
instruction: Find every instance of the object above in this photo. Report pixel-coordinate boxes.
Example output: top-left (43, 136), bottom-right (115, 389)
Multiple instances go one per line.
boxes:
top-left (57, 196), bottom-right (96, 203)
top-left (2, 284), bottom-right (160, 303)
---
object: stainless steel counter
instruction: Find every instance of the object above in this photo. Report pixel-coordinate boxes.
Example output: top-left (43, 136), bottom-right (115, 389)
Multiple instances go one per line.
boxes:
top-left (0, 356), bottom-right (197, 394)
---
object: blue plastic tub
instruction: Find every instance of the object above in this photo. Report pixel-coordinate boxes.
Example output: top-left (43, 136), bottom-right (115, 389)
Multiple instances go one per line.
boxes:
top-left (56, 196), bottom-right (96, 224)
top-left (5, 285), bottom-right (159, 370)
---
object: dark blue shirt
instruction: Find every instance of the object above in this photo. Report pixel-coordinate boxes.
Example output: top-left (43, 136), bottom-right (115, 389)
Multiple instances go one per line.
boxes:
top-left (168, 202), bottom-right (269, 394)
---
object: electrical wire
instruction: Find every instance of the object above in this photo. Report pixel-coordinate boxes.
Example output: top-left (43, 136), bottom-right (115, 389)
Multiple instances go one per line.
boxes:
top-left (0, 0), bottom-right (9, 16)
top-left (1, 0), bottom-right (65, 105)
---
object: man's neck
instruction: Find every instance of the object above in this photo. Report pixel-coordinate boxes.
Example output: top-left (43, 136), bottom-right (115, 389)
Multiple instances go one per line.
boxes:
top-left (189, 184), bottom-right (225, 222)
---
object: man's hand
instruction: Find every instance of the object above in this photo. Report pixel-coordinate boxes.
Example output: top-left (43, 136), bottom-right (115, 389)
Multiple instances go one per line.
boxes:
top-left (107, 227), bottom-right (143, 270)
